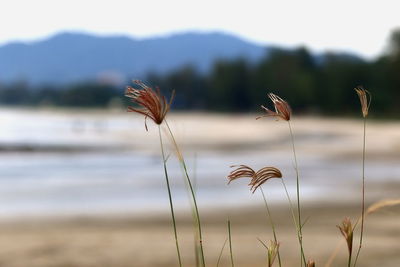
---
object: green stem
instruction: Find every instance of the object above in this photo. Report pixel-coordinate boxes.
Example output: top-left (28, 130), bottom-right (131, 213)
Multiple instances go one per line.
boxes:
top-left (348, 249), bottom-right (353, 267)
top-left (228, 220), bottom-right (235, 267)
top-left (353, 117), bottom-right (367, 267)
top-left (260, 187), bottom-right (282, 267)
top-left (192, 153), bottom-right (201, 267)
top-left (165, 120), bottom-right (206, 267)
top-left (288, 121), bottom-right (307, 266)
top-left (216, 238), bottom-right (228, 267)
top-left (158, 125), bottom-right (182, 267)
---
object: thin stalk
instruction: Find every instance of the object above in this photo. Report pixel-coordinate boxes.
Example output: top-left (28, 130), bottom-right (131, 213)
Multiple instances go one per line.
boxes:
top-left (216, 238), bottom-right (228, 267)
top-left (287, 121), bottom-right (307, 266)
top-left (348, 251), bottom-right (353, 267)
top-left (353, 117), bottom-right (367, 267)
top-left (280, 179), bottom-right (298, 230)
top-left (192, 153), bottom-right (201, 267)
top-left (260, 187), bottom-right (282, 267)
top-left (228, 220), bottom-right (235, 267)
top-left (165, 120), bottom-right (206, 267)
top-left (158, 125), bottom-right (182, 267)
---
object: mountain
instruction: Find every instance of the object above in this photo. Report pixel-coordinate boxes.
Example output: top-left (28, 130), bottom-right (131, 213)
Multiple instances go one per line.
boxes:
top-left (0, 32), bottom-right (268, 85)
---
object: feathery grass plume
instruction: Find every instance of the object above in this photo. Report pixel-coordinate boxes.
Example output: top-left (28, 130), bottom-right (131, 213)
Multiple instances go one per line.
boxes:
top-left (227, 165), bottom-right (256, 184)
top-left (353, 85), bottom-right (371, 267)
top-left (125, 80), bottom-right (174, 130)
top-left (250, 167), bottom-right (282, 193)
top-left (306, 259), bottom-right (315, 267)
top-left (257, 92), bottom-right (306, 266)
top-left (125, 81), bottom-right (182, 266)
top-left (337, 217), bottom-right (354, 267)
top-left (257, 93), bottom-right (291, 121)
top-left (227, 165), bottom-right (282, 193)
top-left (258, 239), bottom-right (280, 267)
top-left (354, 86), bottom-right (371, 118)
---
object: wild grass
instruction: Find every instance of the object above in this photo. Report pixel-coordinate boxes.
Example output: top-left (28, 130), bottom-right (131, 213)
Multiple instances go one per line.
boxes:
top-left (125, 81), bottom-right (399, 266)
top-left (125, 81), bottom-right (182, 266)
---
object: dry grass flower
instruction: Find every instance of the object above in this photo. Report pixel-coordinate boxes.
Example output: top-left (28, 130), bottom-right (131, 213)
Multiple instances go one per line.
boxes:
top-left (354, 86), bottom-right (371, 118)
top-left (306, 259), bottom-right (315, 267)
top-left (337, 217), bottom-right (354, 265)
top-left (257, 93), bottom-right (291, 121)
top-left (266, 240), bottom-right (280, 267)
top-left (228, 165), bottom-right (282, 193)
top-left (125, 80), bottom-right (174, 130)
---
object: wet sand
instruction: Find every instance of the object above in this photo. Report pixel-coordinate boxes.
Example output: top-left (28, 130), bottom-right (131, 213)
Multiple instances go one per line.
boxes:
top-left (0, 200), bottom-right (399, 267)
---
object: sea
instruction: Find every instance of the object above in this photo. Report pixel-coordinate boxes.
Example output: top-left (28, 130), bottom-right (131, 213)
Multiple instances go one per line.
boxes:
top-left (0, 108), bottom-right (399, 218)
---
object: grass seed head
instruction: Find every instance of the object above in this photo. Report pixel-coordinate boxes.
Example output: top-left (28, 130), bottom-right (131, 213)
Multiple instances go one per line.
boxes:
top-left (257, 93), bottom-right (291, 121)
top-left (337, 217), bottom-right (354, 257)
top-left (354, 86), bottom-right (371, 118)
top-left (306, 259), bottom-right (315, 267)
top-left (125, 80), bottom-right (174, 130)
top-left (249, 167), bottom-right (282, 193)
top-left (228, 165), bottom-right (282, 193)
top-left (227, 165), bottom-right (256, 184)
top-left (266, 240), bottom-right (280, 267)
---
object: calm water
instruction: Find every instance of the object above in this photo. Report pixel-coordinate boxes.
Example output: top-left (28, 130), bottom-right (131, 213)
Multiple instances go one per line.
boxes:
top-left (0, 108), bottom-right (399, 217)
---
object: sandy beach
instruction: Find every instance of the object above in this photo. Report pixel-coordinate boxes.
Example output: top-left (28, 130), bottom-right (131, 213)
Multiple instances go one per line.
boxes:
top-left (0, 109), bottom-right (399, 266)
top-left (0, 201), bottom-right (399, 267)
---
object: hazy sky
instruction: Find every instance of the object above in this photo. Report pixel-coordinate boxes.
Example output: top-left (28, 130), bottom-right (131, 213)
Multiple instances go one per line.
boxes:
top-left (1, 0), bottom-right (399, 58)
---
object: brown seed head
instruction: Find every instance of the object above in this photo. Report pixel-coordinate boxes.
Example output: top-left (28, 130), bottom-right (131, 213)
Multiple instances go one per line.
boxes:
top-left (257, 93), bottom-right (291, 121)
top-left (266, 240), bottom-right (280, 267)
top-left (306, 259), bottom-right (315, 267)
top-left (227, 165), bottom-right (256, 184)
top-left (125, 80), bottom-right (174, 130)
top-left (354, 86), bottom-right (371, 118)
top-left (249, 166), bottom-right (282, 193)
top-left (337, 217), bottom-right (353, 257)
top-left (227, 165), bottom-right (282, 193)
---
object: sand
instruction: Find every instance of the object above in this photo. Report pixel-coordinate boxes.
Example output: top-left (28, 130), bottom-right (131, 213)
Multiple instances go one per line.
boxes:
top-left (1, 111), bottom-right (400, 266)
top-left (0, 201), bottom-right (399, 267)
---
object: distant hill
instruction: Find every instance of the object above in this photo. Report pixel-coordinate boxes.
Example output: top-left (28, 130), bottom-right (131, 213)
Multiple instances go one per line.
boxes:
top-left (0, 32), bottom-right (268, 85)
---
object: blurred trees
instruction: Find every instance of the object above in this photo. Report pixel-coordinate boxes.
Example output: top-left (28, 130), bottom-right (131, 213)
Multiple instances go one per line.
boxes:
top-left (1, 29), bottom-right (400, 117)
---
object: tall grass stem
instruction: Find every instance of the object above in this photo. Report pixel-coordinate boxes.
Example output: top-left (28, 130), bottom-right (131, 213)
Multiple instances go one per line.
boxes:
top-left (260, 187), bottom-right (282, 267)
top-left (288, 121), bottom-right (307, 266)
top-left (353, 117), bottom-right (367, 267)
top-left (158, 125), bottom-right (182, 267)
top-left (165, 120), bottom-right (206, 267)
top-left (216, 238), bottom-right (228, 267)
top-left (228, 220), bottom-right (235, 267)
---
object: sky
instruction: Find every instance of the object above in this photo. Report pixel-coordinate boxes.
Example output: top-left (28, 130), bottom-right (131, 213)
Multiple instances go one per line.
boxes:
top-left (1, 0), bottom-right (399, 59)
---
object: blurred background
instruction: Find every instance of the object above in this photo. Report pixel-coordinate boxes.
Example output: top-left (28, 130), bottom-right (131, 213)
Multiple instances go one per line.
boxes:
top-left (0, 0), bottom-right (400, 266)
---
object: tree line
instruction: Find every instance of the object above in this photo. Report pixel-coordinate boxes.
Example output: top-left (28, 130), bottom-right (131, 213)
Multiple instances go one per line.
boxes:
top-left (1, 30), bottom-right (399, 117)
